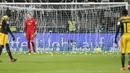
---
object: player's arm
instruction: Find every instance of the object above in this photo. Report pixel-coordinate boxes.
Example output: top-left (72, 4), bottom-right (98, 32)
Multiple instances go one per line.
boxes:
top-left (1, 20), bottom-right (5, 29)
top-left (34, 19), bottom-right (38, 32)
top-left (7, 24), bottom-right (15, 40)
top-left (114, 21), bottom-right (121, 44)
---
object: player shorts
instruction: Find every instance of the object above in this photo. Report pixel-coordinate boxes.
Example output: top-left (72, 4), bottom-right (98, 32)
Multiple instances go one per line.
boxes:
top-left (0, 32), bottom-right (8, 46)
top-left (120, 33), bottom-right (130, 53)
top-left (26, 32), bottom-right (34, 42)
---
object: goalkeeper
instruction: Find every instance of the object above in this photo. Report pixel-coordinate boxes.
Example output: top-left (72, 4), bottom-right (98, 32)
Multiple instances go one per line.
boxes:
top-left (24, 13), bottom-right (37, 53)
top-left (0, 10), bottom-right (17, 62)
top-left (114, 9), bottom-right (130, 70)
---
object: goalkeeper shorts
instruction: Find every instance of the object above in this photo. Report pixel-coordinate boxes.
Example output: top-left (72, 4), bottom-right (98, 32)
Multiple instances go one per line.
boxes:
top-left (26, 32), bottom-right (34, 42)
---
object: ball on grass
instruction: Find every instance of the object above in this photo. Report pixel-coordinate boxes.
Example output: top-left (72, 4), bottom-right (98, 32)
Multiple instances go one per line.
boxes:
top-left (37, 52), bottom-right (40, 54)
top-left (85, 53), bottom-right (87, 55)
top-left (51, 53), bottom-right (53, 56)
top-left (96, 48), bottom-right (101, 53)
top-left (28, 53), bottom-right (31, 55)
top-left (41, 52), bottom-right (43, 54)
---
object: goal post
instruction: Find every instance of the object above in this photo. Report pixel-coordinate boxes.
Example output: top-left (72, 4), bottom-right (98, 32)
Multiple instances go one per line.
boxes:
top-left (0, 2), bottom-right (128, 52)
top-left (0, 2), bottom-right (128, 33)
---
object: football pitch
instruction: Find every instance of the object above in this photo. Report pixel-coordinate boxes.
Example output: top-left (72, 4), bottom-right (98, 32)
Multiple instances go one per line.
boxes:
top-left (0, 52), bottom-right (129, 73)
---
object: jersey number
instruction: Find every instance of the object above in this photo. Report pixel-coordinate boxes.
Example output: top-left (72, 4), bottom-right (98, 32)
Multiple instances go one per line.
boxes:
top-left (124, 23), bottom-right (130, 33)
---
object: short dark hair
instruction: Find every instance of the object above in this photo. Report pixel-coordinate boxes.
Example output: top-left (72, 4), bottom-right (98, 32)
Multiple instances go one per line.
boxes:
top-left (122, 8), bottom-right (128, 16)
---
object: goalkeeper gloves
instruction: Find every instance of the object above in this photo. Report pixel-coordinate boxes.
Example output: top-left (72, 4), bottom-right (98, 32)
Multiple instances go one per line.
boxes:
top-left (24, 32), bottom-right (37, 38)
top-left (34, 32), bottom-right (37, 37)
top-left (24, 33), bottom-right (26, 37)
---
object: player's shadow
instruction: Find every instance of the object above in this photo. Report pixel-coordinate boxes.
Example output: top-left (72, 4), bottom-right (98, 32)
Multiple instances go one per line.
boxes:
top-left (0, 60), bottom-right (2, 62)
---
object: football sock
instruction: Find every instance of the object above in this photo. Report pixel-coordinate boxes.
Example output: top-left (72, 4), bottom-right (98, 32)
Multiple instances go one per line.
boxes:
top-left (31, 42), bottom-right (36, 52)
top-left (0, 46), bottom-right (3, 55)
top-left (28, 42), bottom-right (31, 53)
top-left (6, 44), bottom-right (13, 59)
top-left (0, 45), bottom-right (4, 55)
top-left (128, 53), bottom-right (130, 65)
top-left (121, 54), bottom-right (125, 67)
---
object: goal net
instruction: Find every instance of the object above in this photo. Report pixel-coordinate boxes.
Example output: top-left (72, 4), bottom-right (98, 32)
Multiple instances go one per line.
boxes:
top-left (0, 2), bottom-right (128, 33)
top-left (0, 2), bottom-right (128, 52)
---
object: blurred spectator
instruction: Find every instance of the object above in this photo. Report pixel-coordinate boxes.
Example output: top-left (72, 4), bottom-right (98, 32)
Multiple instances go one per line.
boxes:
top-left (67, 19), bottom-right (77, 33)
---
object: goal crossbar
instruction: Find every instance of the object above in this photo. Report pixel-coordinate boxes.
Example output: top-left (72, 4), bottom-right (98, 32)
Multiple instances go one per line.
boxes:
top-left (0, 2), bottom-right (128, 5)
top-left (0, 2), bottom-right (128, 11)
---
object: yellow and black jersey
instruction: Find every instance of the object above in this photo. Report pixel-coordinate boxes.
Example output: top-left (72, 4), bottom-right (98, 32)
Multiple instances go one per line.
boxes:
top-left (0, 15), bottom-right (11, 34)
top-left (115, 16), bottom-right (130, 38)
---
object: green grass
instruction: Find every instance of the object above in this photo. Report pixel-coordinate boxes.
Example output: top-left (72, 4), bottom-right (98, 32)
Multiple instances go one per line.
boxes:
top-left (0, 52), bottom-right (130, 73)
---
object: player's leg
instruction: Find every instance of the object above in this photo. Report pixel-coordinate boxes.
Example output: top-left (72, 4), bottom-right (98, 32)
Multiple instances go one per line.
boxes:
top-left (0, 45), bottom-right (4, 62)
top-left (0, 33), bottom-right (5, 62)
top-left (27, 41), bottom-right (31, 53)
top-left (128, 53), bottom-right (130, 70)
top-left (0, 45), bottom-right (4, 55)
top-left (26, 33), bottom-right (31, 53)
top-left (119, 35), bottom-right (127, 70)
top-left (31, 41), bottom-right (36, 52)
top-left (5, 35), bottom-right (17, 62)
top-left (127, 35), bottom-right (130, 70)
top-left (30, 33), bottom-right (36, 52)
top-left (5, 44), bottom-right (17, 62)
top-left (0, 33), bottom-right (5, 55)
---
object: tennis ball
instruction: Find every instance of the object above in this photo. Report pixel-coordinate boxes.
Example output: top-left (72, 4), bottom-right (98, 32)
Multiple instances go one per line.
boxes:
top-left (28, 53), bottom-right (31, 55)
top-left (37, 52), bottom-right (40, 54)
top-left (33, 52), bottom-right (36, 55)
top-left (85, 53), bottom-right (87, 55)
top-left (24, 52), bottom-right (26, 54)
top-left (51, 53), bottom-right (53, 56)
top-left (96, 48), bottom-right (101, 53)
top-left (41, 52), bottom-right (43, 54)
